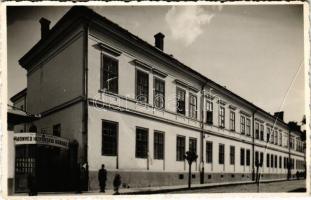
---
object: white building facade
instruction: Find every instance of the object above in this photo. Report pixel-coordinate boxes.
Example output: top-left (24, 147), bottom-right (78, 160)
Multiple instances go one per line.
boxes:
top-left (14, 6), bottom-right (305, 191)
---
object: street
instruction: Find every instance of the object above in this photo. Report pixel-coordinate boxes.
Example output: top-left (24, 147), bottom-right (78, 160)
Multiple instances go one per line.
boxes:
top-left (166, 180), bottom-right (306, 193)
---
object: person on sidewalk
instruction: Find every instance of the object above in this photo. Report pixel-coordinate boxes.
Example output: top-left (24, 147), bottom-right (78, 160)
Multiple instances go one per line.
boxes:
top-left (98, 164), bottom-right (107, 192)
top-left (113, 174), bottom-right (121, 195)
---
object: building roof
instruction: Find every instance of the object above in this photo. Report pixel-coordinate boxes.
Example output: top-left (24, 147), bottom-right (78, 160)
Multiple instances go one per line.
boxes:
top-left (18, 6), bottom-right (291, 127)
top-left (10, 88), bottom-right (27, 103)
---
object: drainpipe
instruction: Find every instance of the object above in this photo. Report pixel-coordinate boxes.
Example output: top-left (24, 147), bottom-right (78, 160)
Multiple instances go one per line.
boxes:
top-left (200, 84), bottom-right (205, 184)
top-left (251, 110), bottom-right (256, 181)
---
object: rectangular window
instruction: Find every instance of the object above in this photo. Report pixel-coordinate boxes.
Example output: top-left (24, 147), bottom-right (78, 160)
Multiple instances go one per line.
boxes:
top-left (275, 155), bottom-right (277, 168)
top-left (52, 124), bottom-right (61, 137)
top-left (255, 151), bottom-right (259, 165)
top-left (267, 154), bottom-right (270, 167)
top-left (135, 127), bottom-right (148, 158)
top-left (260, 124), bottom-right (264, 141)
top-left (230, 146), bottom-right (235, 165)
top-left (176, 88), bottom-right (186, 115)
top-left (271, 154), bottom-right (274, 168)
top-left (246, 149), bottom-right (250, 166)
top-left (246, 118), bottom-right (251, 136)
top-left (279, 131), bottom-right (282, 146)
top-left (279, 156), bottom-right (282, 168)
top-left (154, 131), bottom-right (164, 160)
top-left (136, 70), bottom-right (149, 103)
top-left (271, 130), bottom-right (274, 144)
top-left (275, 130), bottom-right (278, 145)
top-left (241, 116), bottom-right (246, 134)
top-left (284, 157), bottom-right (287, 169)
top-left (189, 138), bottom-right (197, 154)
top-left (154, 78), bottom-right (165, 109)
top-left (240, 148), bottom-right (245, 166)
top-left (206, 100), bottom-right (213, 124)
top-left (219, 144), bottom-right (225, 164)
top-left (189, 94), bottom-right (197, 119)
top-left (255, 122), bottom-right (259, 139)
top-left (260, 152), bottom-right (264, 166)
top-left (102, 55), bottom-right (118, 93)
top-left (230, 111), bottom-right (235, 131)
top-left (206, 141), bottom-right (213, 163)
top-left (267, 127), bottom-right (271, 143)
top-left (219, 106), bottom-right (225, 128)
top-left (102, 120), bottom-right (118, 156)
top-left (176, 136), bottom-right (185, 161)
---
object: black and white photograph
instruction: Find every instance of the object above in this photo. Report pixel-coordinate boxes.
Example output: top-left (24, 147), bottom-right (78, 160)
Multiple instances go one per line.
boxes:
top-left (2, 1), bottom-right (309, 197)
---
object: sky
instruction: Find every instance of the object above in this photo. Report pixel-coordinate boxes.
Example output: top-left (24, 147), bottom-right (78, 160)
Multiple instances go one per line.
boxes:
top-left (7, 4), bottom-right (305, 123)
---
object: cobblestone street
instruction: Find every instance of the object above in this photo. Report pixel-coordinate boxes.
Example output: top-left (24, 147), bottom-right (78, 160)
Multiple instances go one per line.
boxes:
top-left (166, 180), bottom-right (306, 193)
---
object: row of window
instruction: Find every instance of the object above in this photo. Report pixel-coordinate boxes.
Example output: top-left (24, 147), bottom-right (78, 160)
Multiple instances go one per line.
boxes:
top-left (101, 55), bottom-right (302, 152)
top-left (102, 120), bottom-right (304, 169)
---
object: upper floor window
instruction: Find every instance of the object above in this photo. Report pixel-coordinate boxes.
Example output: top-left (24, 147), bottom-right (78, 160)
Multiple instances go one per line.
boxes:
top-left (53, 124), bottom-right (61, 137)
top-left (102, 55), bottom-right (118, 94)
top-left (136, 70), bottom-right (149, 103)
top-left (240, 116), bottom-right (246, 134)
top-left (275, 130), bottom-right (278, 145)
top-left (135, 127), bottom-right (148, 158)
top-left (279, 131), bottom-right (282, 146)
top-left (154, 78), bottom-right (165, 109)
top-left (206, 100), bottom-right (213, 124)
top-left (255, 122), bottom-right (259, 139)
top-left (189, 94), bottom-right (197, 119)
top-left (154, 131), bottom-right (164, 160)
top-left (102, 120), bottom-right (118, 156)
top-left (219, 106), bottom-right (225, 128)
top-left (229, 111), bottom-right (235, 131)
top-left (267, 127), bottom-right (271, 142)
top-left (246, 118), bottom-right (251, 136)
top-left (260, 124), bottom-right (264, 141)
top-left (176, 88), bottom-right (186, 115)
top-left (271, 129), bottom-right (274, 144)
top-left (176, 136), bottom-right (185, 161)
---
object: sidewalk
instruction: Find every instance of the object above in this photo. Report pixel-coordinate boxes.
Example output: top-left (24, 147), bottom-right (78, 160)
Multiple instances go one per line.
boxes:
top-left (14, 178), bottom-right (300, 196)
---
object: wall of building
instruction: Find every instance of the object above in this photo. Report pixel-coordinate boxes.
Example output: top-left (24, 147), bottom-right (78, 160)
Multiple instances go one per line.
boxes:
top-left (27, 26), bottom-right (85, 115)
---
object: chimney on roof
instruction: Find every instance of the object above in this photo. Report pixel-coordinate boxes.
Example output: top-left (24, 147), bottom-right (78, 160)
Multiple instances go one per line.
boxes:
top-left (154, 32), bottom-right (165, 51)
top-left (274, 111), bottom-right (284, 121)
top-left (39, 17), bottom-right (51, 39)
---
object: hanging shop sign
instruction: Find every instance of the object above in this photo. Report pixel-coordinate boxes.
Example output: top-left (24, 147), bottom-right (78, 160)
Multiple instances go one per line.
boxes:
top-left (14, 132), bottom-right (69, 149)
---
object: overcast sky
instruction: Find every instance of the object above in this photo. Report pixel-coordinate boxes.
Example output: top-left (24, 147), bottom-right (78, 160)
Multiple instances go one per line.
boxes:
top-left (7, 5), bottom-right (305, 123)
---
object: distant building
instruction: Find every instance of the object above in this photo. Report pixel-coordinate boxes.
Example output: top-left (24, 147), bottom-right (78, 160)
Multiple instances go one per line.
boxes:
top-left (10, 6), bottom-right (306, 192)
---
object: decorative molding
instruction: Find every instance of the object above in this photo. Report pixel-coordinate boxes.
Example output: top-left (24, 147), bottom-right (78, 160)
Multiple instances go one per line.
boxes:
top-left (152, 68), bottom-right (168, 78)
top-left (132, 59), bottom-right (152, 71)
top-left (95, 42), bottom-right (122, 56)
top-left (240, 110), bottom-right (251, 117)
top-left (229, 105), bottom-right (237, 110)
top-left (175, 79), bottom-right (200, 93)
top-left (255, 118), bottom-right (264, 124)
top-left (217, 99), bottom-right (226, 106)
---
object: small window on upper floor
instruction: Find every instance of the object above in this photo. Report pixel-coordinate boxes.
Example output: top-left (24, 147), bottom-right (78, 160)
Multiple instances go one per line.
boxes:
top-left (176, 88), bottom-right (186, 115)
top-left (229, 111), bottom-right (235, 131)
top-left (154, 78), bottom-right (165, 109)
top-left (206, 100), bottom-right (213, 125)
top-left (53, 124), bottom-right (61, 137)
top-left (136, 70), bottom-right (149, 103)
top-left (189, 93), bottom-right (197, 119)
top-left (101, 55), bottom-right (118, 94)
top-left (218, 106), bottom-right (225, 128)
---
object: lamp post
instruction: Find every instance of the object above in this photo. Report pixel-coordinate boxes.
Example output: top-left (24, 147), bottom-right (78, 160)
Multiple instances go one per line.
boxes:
top-left (184, 151), bottom-right (198, 189)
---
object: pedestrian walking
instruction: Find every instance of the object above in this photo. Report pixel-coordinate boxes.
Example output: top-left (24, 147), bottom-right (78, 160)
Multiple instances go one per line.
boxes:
top-left (98, 164), bottom-right (107, 192)
top-left (113, 174), bottom-right (121, 195)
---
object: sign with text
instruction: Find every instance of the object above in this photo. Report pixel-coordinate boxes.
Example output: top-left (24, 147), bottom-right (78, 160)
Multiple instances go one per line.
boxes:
top-left (14, 133), bottom-right (69, 149)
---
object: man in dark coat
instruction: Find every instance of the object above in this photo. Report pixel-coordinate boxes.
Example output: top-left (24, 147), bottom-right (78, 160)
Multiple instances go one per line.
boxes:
top-left (98, 164), bottom-right (107, 192)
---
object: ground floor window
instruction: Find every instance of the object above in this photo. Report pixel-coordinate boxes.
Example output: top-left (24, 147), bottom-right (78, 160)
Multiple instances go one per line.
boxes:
top-left (136, 127), bottom-right (148, 158)
top-left (246, 149), bottom-right (250, 166)
top-left (206, 141), bottom-right (213, 163)
top-left (240, 148), bottom-right (245, 166)
top-left (267, 154), bottom-right (270, 167)
top-left (102, 120), bottom-right (118, 156)
top-left (230, 146), bottom-right (235, 165)
top-left (219, 144), bottom-right (225, 164)
top-left (189, 138), bottom-right (197, 154)
top-left (176, 136), bottom-right (185, 161)
top-left (154, 131), bottom-right (164, 160)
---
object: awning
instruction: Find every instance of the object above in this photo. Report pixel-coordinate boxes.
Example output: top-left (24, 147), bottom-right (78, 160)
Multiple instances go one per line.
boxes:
top-left (7, 109), bottom-right (38, 125)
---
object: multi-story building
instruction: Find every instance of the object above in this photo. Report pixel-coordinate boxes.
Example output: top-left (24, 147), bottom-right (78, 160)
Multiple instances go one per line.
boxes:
top-left (11, 6), bottom-right (305, 192)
